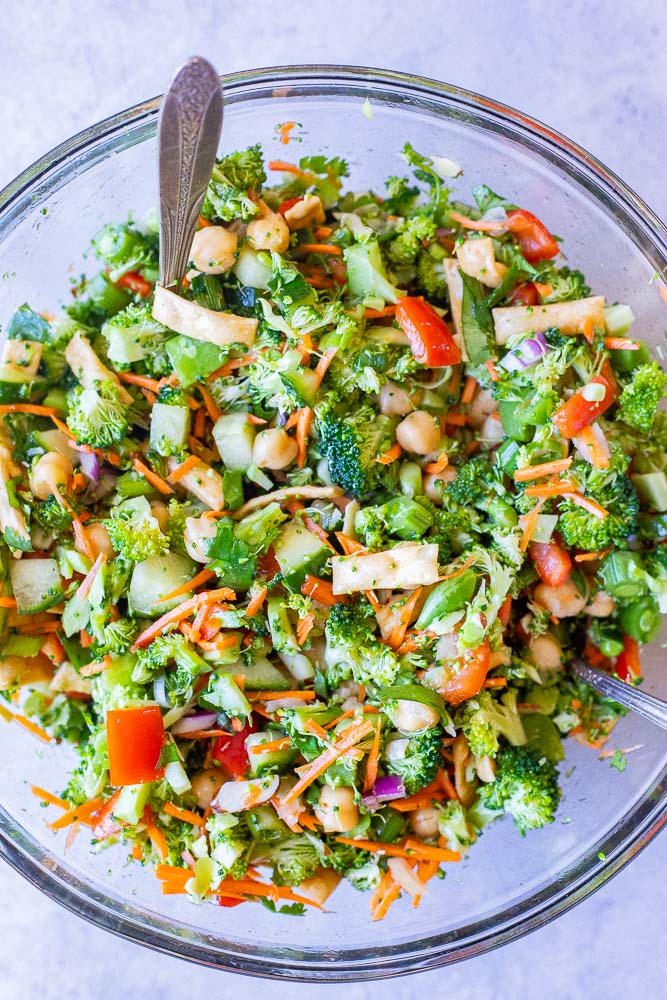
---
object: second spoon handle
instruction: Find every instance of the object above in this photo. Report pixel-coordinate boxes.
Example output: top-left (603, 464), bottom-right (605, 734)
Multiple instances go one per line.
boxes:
top-left (570, 656), bottom-right (667, 732)
top-left (157, 56), bottom-right (223, 291)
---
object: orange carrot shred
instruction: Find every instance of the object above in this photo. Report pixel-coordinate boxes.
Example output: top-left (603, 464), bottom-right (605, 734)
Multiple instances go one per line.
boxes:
top-left (282, 719), bottom-right (375, 803)
top-left (423, 452), bottom-right (449, 475)
top-left (167, 455), bottom-right (201, 483)
top-left (245, 586), bottom-right (268, 618)
top-left (160, 569), bottom-right (216, 603)
top-left (363, 719), bottom-right (382, 793)
top-left (514, 458), bottom-right (572, 482)
top-left (449, 210), bottom-right (505, 232)
top-left (31, 785), bottom-right (69, 809)
top-left (604, 337), bottom-right (639, 351)
top-left (294, 243), bottom-right (343, 256)
top-left (518, 497), bottom-right (546, 551)
top-left (197, 383), bottom-right (222, 421)
top-left (132, 457), bottom-right (174, 495)
top-left (375, 442), bottom-right (402, 465)
top-left (163, 802), bottom-right (205, 827)
top-left (461, 376), bottom-right (477, 405)
top-left (118, 372), bottom-right (162, 392)
top-left (296, 407), bottom-right (313, 469)
top-left (77, 552), bottom-right (106, 602)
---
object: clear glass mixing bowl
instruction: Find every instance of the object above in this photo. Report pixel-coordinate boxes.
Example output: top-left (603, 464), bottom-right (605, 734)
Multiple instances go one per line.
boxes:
top-left (0, 66), bottom-right (666, 982)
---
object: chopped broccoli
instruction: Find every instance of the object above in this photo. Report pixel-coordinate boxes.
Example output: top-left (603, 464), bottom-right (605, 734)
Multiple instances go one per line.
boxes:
top-left (536, 266), bottom-right (590, 303)
top-left (458, 548), bottom-right (515, 648)
top-left (32, 494), bottom-right (72, 533)
top-left (202, 144), bottom-right (267, 222)
top-left (477, 745), bottom-right (561, 833)
top-left (355, 496), bottom-right (434, 549)
top-left (105, 497), bottom-right (168, 563)
top-left (207, 814), bottom-right (251, 879)
top-left (317, 400), bottom-right (396, 499)
top-left (67, 381), bottom-right (132, 448)
top-left (132, 632), bottom-right (210, 703)
top-left (446, 456), bottom-right (500, 506)
top-left (558, 473), bottom-right (639, 550)
top-left (384, 726), bottom-right (443, 794)
top-left (165, 498), bottom-right (202, 556)
top-left (92, 619), bottom-right (138, 656)
top-left (457, 689), bottom-right (526, 758)
top-left (103, 303), bottom-right (170, 377)
top-left (384, 175), bottom-right (420, 217)
top-left (435, 800), bottom-right (477, 852)
top-left (345, 858), bottom-right (382, 891)
top-left (618, 362), bottom-right (666, 433)
top-left (416, 242), bottom-right (449, 300)
top-left (234, 502), bottom-right (287, 554)
top-left (92, 222), bottom-right (157, 280)
top-left (255, 833), bottom-right (323, 887)
top-left (387, 214), bottom-right (437, 266)
top-left (324, 598), bottom-right (400, 687)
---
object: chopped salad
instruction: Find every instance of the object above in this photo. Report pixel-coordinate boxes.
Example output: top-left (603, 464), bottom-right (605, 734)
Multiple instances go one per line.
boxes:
top-left (2, 140), bottom-right (665, 918)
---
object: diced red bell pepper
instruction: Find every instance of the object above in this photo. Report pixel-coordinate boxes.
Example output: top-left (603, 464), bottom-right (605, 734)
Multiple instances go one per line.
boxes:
top-left (91, 789), bottom-right (124, 840)
top-left (115, 271), bottom-right (153, 298)
top-left (615, 635), bottom-right (642, 682)
top-left (440, 641), bottom-right (490, 705)
top-left (552, 375), bottom-right (614, 439)
top-left (507, 281), bottom-right (540, 306)
top-left (395, 296), bottom-right (461, 367)
top-left (211, 718), bottom-right (259, 778)
top-left (529, 541), bottom-right (572, 587)
top-left (106, 705), bottom-right (164, 786)
top-left (277, 196), bottom-right (304, 217)
top-left (506, 209), bottom-right (559, 264)
top-left (258, 546), bottom-right (281, 582)
top-left (217, 895), bottom-right (245, 908)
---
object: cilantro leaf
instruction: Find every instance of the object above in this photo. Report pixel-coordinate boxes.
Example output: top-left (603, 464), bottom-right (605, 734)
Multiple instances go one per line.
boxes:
top-left (207, 517), bottom-right (257, 591)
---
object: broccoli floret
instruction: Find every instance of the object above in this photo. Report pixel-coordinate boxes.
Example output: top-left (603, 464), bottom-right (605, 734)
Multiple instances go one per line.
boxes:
top-left (416, 242), bottom-right (449, 300)
top-left (102, 303), bottom-right (171, 377)
top-left (93, 619), bottom-right (139, 656)
top-left (384, 726), bottom-right (443, 794)
top-left (387, 214), bottom-right (437, 266)
top-left (558, 473), bottom-right (639, 550)
top-left (255, 834), bottom-right (323, 887)
top-left (132, 632), bottom-right (210, 703)
top-left (345, 858), bottom-right (382, 892)
top-left (536, 266), bottom-right (590, 303)
top-left (317, 400), bottom-right (396, 499)
top-left (457, 689), bottom-right (527, 758)
top-left (165, 498), bottom-right (202, 555)
top-left (324, 599), bottom-right (400, 687)
top-left (384, 175), bottom-right (420, 216)
top-left (446, 456), bottom-right (499, 506)
top-left (458, 548), bottom-right (515, 649)
top-left (67, 381), bottom-right (132, 449)
top-left (322, 837), bottom-right (372, 875)
top-left (477, 745), bottom-right (561, 833)
top-left (434, 800), bottom-right (477, 852)
top-left (32, 494), bottom-right (72, 533)
top-left (207, 814), bottom-right (251, 880)
top-left (202, 145), bottom-right (267, 222)
top-left (92, 222), bottom-right (157, 280)
top-left (105, 497), bottom-right (168, 563)
top-left (354, 497), bottom-right (434, 549)
top-left (618, 362), bottom-right (667, 433)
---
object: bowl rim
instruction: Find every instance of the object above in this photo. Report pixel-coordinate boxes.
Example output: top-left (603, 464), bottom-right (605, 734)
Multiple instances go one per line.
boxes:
top-left (0, 63), bottom-right (665, 982)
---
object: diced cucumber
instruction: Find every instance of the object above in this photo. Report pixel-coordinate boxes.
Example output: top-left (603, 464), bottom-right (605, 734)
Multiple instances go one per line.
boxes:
top-left (233, 246), bottom-right (273, 290)
top-left (604, 303), bottom-right (635, 336)
top-left (632, 471), bottom-right (667, 512)
top-left (165, 335), bottom-right (227, 388)
top-left (129, 552), bottom-right (196, 617)
top-left (245, 731), bottom-right (297, 777)
top-left (399, 462), bottom-right (423, 498)
top-left (32, 428), bottom-right (75, 458)
top-left (212, 412), bottom-right (256, 471)
top-left (247, 804), bottom-right (291, 844)
top-left (149, 401), bottom-right (191, 457)
top-left (266, 595), bottom-right (315, 681)
top-left (344, 241), bottom-right (399, 304)
top-left (273, 518), bottom-right (331, 590)
top-left (98, 653), bottom-right (136, 693)
top-left (277, 351), bottom-right (320, 408)
top-left (164, 759), bottom-right (192, 795)
top-left (200, 672), bottom-right (251, 719)
top-left (220, 655), bottom-right (290, 691)
top-left (9, 558), bottom-right (62, 614)
top-left (222, 470), bottom-right (244, 510)
top-left (1, 634), bottom-right (43, 657)
top-left (113, 782), bottom-right (153, 821)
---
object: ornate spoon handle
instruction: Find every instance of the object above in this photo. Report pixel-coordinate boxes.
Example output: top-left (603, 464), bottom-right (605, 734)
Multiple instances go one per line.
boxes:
top-left (157, 56), bottom-right (223, 290)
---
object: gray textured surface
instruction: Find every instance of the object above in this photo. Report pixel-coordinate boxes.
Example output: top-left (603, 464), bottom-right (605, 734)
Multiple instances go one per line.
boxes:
top-left (0, 2), bottom-right (666, 997)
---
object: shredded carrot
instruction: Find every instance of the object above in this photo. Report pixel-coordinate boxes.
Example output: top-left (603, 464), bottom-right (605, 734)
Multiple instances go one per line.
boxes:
top-left (0, 403), bottom-right (59, 417)
top-left (295, 406), bottom-right (313, 469)
top-left (518, 497), bottom-right (546, 552)
top-left (574, 549), bottom-right (610, 562)
top-left (206, 353), bottom-right (255, 382)
top-left (524, 477), bottom-right (576, 498)
top-left (403, 838), bottom-right (462, 863)
top-left (167, 454), bottom-right (201, 483)
top-left (301, 575), bottom-right (338, 606)
top-left (313, 225), bottom-right (333, 241)
top-left (483, 676), bottom-right (508, 689)
top-left (442, 411), bottom-right (467, 427)
top-left (581, 316), bottom-right (595, 345)
top-left (268, 160), bottom-right (306, 176)
top-left (14, 715), bottom-right (53, 743)
top-left (312, 348), bottom-right (338, 390)
top-left (566, 492), bottom-right (609, 519)
top-left (335, 532), bottom-right (366, 555)
top-left (242, 585), bottom-right (267, 619)
top-left (278, 121), bottom-right (296, 145)
top-left (363, 719), bottom-right (382, 793)
top-left (80, 656), bottom-right (112, 678)
top-left (461, 376), bottom-right (477, 405)
top-left (72, 516), bottom-right (96, 561)
top-left (64, 821), bottom-right (81, 852)
top-left (190, 601), bottom-right (213, 643)
top-left (423, 451), bottom-right (449, 475)
top-left (197, 383), bottom-right (222, 421)
top-left (160, 569), bottom-right (216, 603)
top-left (296, 611), bottom-right (315, 645)
top-left (296, 812), bottom-right (322, 831)
top-left (131, 843), bottom-right (143, 861)
top-left (370, 869), bottom-right (392, 913)
top-left (143, 809), bottom-right (168, 861)
top-left (77, 552), bottom-right (107, 602)
top-left (484, 359), bottom-right (499, 381)
top-left (388, 588), bottom-right (423, 651)
top-left (0, 596), bottom-right (16, 608)
top-left (514, 458), bottom-right (572, 482)
top-left (436, 769), bottom-right (458, 800)
top-left (31, 785), bottom-right (69, 809)
top-left (50, 415), bottom-right (75, 438)
top-left (118, 372), bottom-right (162, 392)
top-left (439, 551), bottom-right (477, 582)
top-left (192, 406), bottom-right (206, 439)
top-left (282, 719), bottom-right (375, 804)
top-left (163, 802), bottom-right (205, 827)
top-left (604, 337), bottom-right (639, 351)
top-left (336, 836), bottom-right (460, 864)
top-left (132, 457), bottom-right (174, 495)
top-left (449, 210), bottom-right (505, 232)
top-left (375, 442), bottom-right (402, 465)
top-left (372, 878), bottom-right (401, 921)
top-left (388, 780), bottom-right (446, 812)
top-left (364, 304), bottom-right (396, 318)
top-left (131, 589), bottom-right (236, 650)
top-left (249, 690), bottom-right (316, 703)
top-left (304, 718), bottom-right (330, 742)
top-left (304, 275), bottom-right (334, 289)
top-left (295, 243), bottom-right (343, 256)
top-left (49, 797), bottom-right (102, 830)
top-left (573, 424), bottom-right (610, 470)
top-left (250, 737), bottom-right (292, 755)
top-left (212, 879), bottom-right (324, 910)
top-left (301, 514), bottom-right (336, 551)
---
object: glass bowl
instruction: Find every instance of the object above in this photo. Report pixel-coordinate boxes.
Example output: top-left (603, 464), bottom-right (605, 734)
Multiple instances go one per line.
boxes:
top-left (0, 65), bottom-right (666, 982)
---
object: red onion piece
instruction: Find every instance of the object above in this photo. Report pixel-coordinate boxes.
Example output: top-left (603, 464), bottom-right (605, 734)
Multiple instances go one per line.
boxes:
top-left (172, 711), bottom-right (218, 735)
top-left (79, 449), bottom-right (101, 484)
top-left (499, 333), bottom-right (550, 373)
top-left (361, 775), bottom-right (406, 810)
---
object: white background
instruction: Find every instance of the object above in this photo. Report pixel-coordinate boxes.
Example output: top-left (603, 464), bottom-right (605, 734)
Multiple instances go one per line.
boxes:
top-left (0, 2), bottom-right (666, 997)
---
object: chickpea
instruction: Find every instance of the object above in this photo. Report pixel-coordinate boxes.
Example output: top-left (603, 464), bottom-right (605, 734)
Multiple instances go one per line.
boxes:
top-left (191, 768), bottom-right (224, 810)
top-left (313, 785), bottom-right (359, 833)
top-left (29, 451), bottom-right (73, 500)
top-left (284, 194), bottom-right (325, 231)
top-left (86, 522), bottom-right (115, 559)
top-left (252, 428), bottom-right (298, 470)
top-left (475, 755), bottom-right (496, 783)
top-left (481, 412), bottom-right (504, 444)
top-left (190, 226), bottom-right (238, 274)
top-left (377, 380), bottom-right (414, 416)
top-left (534, 579), bottom-right (587, 618)
top-left (410, 805), bottom-right (440, 839)
top-left (246, 201), bottom-right (290, 253)
top-left (424, 467), bottom-right (456, 503)
top-left (396, 410), bottom-right (441, 456)
top-left (391, 699), bottom-right (440, 734)
top-left (529, 632), bottom-right (563, 670)
top-left (467, 387), bottom-right (497, 429)
top-left (184, 515), bottom-right (217, 563)
top-left (150, 501), bottom-right (170, 533)
top-left (584, 589), bottom-right (615, 617)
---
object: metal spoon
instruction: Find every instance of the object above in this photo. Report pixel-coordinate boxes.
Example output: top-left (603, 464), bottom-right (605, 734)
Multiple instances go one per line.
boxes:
top-left (157, 56), bottom-right (223, 291)
top-left (570, 656), bottom-right (667, 731)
